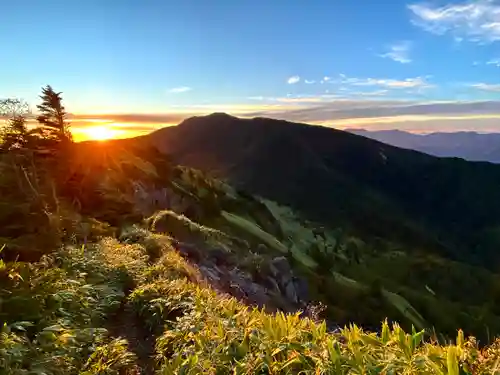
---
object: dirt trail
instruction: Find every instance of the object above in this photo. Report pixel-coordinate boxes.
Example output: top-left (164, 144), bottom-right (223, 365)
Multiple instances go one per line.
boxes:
top-left (106, 299), bottom-right (157, 375)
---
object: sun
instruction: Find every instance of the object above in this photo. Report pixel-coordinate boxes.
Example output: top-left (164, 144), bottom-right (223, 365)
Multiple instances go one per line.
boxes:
top-left (85, 125), bottom-right (116, 141)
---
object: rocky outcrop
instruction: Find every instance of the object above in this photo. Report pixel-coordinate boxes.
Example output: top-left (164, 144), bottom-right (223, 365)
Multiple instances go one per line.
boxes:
top-left (131, 181), bottom-right (195, 217)
top-left (131, 181), bottom-right (328, 323)
top-left (175, 242), bottom-right (311, 314)
top-left (269, 256), bottom-right (310, 305)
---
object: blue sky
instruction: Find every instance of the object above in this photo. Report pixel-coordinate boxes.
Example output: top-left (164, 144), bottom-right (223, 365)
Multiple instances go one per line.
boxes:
top-left (4, 0), bottom-right (500, 138)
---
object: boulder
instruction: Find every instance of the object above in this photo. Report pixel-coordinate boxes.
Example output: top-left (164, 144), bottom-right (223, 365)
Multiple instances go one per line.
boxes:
top-left (268, 256), bottom-right (310, 306)
top-left (270, 256), bottom-right (292, 277)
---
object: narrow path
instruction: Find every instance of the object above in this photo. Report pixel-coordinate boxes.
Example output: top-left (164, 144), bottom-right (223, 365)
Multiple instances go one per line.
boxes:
top-left (106, 299), bottom-right (157, 375)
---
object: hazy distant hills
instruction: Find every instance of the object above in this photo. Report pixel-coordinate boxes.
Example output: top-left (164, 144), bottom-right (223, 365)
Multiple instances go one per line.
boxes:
top-left (126, 113), bottom-right (500, 269)
top-left (349, 129), bottom-right (500, 163)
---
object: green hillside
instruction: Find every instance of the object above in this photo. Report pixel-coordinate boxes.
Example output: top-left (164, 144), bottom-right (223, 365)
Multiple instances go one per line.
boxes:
top-left (3, 90), bottom-right (500, 373)
top-left (137, 113), bottom-right (500, 269)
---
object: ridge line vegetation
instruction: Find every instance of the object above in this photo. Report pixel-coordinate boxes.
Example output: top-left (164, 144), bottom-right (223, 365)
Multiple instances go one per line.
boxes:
top-left (2, 87), bottom-right (500, 373)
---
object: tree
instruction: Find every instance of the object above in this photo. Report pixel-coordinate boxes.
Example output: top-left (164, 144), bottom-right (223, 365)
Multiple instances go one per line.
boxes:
top-left (36, 85), bottom-right (73, 144)
top-left (0, 98), bottom-right (30, 119)
top-left (1, 116), bottom-right (29, 151)
top-left (0, 98), bottom-right (32, 152)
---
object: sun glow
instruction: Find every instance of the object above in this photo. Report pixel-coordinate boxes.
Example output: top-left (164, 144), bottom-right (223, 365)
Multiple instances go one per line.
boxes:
top-left (83, 125), bottom-right (118, 141)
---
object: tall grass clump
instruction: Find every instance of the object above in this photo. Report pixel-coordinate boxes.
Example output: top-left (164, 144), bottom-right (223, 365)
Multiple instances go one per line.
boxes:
top-left (0, 244), bottom-right (139, 374)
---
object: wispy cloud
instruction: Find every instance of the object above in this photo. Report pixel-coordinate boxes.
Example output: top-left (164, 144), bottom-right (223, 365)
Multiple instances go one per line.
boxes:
top-left (70, 99), bottom-right (500, 138)
top-left (246, 100), bottom-right (500, 128)
top-left (342, 76), bottom-right (433, 89)
top-left (470, 82), bottom-right (500, 91)
top-left (487, 58), bottom-right (500, 66)
top-left (287, 75), bottom-right (300, 84)
top-left (169, 86), bottom-right (192, 93)
top-left (379, 41), bottom-right (412, 63)
top-left (408, 1), bottom-right (500, 43)
top-left (248, 94), bottom-right (342, 104)
top-left (71, 113), bottom-right (194, 124)
top-left (305, 79), bottom-right (316, 84)
top-left (354, 90), bottom-right (390, 97)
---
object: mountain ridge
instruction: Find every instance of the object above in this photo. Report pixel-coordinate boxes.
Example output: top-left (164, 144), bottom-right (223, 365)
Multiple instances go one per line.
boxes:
top-left (7, 105), bottom-right (500, 371)
top-left (121, 113), bottom-right (500, 271)
top-left (349, 128), bottom-right (500, 163)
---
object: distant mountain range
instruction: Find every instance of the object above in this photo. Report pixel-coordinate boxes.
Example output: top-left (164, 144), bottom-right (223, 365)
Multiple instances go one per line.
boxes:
top-left (121, 113), bottom-right (500, 270)
top-left (349, 129), bottom-right (500, 163)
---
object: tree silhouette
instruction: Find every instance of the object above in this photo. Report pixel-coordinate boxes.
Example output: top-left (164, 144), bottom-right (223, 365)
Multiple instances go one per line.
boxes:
top-left (36, 85), bottom-right (73, 145)
top-left (0, 98), bottom-right (30, 119)
top-left (0, 98), bottom-right (37, 153)
top-left (0, 116), bottom-right (29, 151)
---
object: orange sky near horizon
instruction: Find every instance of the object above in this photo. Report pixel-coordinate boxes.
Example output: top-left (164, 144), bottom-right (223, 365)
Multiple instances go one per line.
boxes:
top-left (59, 118), bottom-right (180, 142)
top-left (71, 122), bottom-right (167, 142)
top-left (11, 106), bottom-right (500, 143)
top-left (71, 114), bottom-right (500, 142)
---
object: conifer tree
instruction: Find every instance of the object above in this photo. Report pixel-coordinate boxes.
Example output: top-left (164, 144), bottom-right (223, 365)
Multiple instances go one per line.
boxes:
top-left (36, 85), bottom-right (73, 144)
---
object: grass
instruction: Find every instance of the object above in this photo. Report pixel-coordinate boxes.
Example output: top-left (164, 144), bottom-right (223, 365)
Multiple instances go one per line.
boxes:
top-left (221, 211), bottom-right (289, 253)
top-left (330, 270), bottom-right (428, 332)
top-left (381, 289), bottom-right (428, 332)
top-left (3, 228), bottom-right (500, 374)
top-left (0, 245), bottom-right (137, 374)
top-left (332, 271), bottom-right (365, 290)
top-left (1, 136), bottom-right (500, 373)
top-left (146, 209), bottom-right (233, 248)
top-left (221, 210), bottom-right (319, 269)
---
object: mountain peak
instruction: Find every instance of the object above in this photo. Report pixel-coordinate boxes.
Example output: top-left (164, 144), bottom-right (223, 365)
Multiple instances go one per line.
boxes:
top-left (193, 112), bottom-right (239, 122)
top-left (206, 112), bottom-right (237, 119)
top-left (178, 112), bottom-right (241, 128)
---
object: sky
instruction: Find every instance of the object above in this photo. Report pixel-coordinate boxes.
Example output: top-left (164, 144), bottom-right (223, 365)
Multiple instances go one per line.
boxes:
top-left (4, 0), bottom-right (500, 140)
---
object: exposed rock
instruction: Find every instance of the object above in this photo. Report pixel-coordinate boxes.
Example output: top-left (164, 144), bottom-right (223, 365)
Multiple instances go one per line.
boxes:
top-left (172, 242), bottom-right (313, 315)
top-left (270, 256), bottom-right (292, 277)
top-left (199, 265), bottom-right (220, 282)
top-left (269, 256), bottom-right (310, 306)
top-left (266, 276), bottom-right (281, 293)
top-left (293, 277), bottom-right (310, 305)
top-left (129, 177), bottom-right (326, 325)
top-left (132, 182), bottom-right (200, 218)
top-left (285, 282), bottom-right (299, 304)
top-left (208, 247), bottom-right (232, 266)
top-left (246, 283), bottom-right (272, 307)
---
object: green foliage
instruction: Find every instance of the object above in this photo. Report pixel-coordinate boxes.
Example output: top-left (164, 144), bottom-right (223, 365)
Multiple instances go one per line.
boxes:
top-left (381, 289), bottom-right (427, 331)
top-left (0, 245), bottom-right (136, 374)
top-left (143, 250), bottom-right (200, 284)
top-left (148, 270), bottom-right (500, 374)
top-left (0, 115), bottom-right (30, 152)
top-left (0, 155), bottom-right (66, 260)
top-left (4, 91), bottom-right (500, 373)
top-left (220, 211), bottom-right (289, 253)
top-left (81, 338), bottom-right (139, 375)
top-left (147, 209), bottom-right (233, 248)
top-left (0, 98), bottom-right (32, 152)
top-left (3, 220), bottom-right (500, 373)
top-left (0, 86), bottom-right (80, 261)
